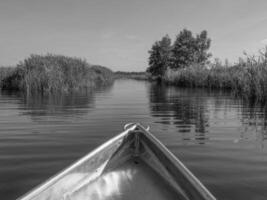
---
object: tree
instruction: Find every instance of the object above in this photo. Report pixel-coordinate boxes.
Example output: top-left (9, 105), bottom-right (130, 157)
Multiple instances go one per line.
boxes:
top-left (147, 35), bottom-right (171, 76)
top-left (147, 29), bottom-right (212, 76)
top-left (170, 29), bottom-right (211, 69)
top-left (170, 29), bottom-right (195, 69)
top-left (194, 30), bottom-right (211, 64)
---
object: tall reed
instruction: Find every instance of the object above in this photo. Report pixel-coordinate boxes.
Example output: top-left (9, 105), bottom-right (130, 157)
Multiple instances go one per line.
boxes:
top-left (1, 54), bottom-right (114, 93)
top-left (164, 48), bottom-right (267, 102)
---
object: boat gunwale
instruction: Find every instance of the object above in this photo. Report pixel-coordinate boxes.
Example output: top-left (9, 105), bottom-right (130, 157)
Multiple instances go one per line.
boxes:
top-left (18, 125), bottom-right (137, 200)
top-left (18, 123), bottom-right (216, 200)
top-left (137, 124), bottom-right (216, 200)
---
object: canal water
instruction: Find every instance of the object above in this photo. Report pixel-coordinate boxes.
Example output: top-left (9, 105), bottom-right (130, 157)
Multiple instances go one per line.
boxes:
top-left (1, 79), bottom-right (267, 200)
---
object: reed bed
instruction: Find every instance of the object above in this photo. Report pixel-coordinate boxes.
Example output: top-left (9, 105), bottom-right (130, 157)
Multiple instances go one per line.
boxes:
top-left (164, 61), bottom-right (267, 102)
top-left (1, 54), bottom-right (114, 93)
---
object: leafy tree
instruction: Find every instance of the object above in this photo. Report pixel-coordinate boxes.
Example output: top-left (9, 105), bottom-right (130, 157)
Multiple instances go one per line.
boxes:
top-left (147, 29), bottom-right (211, 76)
top-left (147, 35), bottom-right (171, 76)
top-left (146, 41), bottom-right (162, 76)
top-left (170, 29), bottom-right (211, 69)
top-left (170, 29), bottom-right (195, 69)
top-left (194, 30), bottom-right (211, 64)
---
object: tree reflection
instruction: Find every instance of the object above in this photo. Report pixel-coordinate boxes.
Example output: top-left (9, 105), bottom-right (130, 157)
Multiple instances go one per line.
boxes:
top-left (149, 82), bottom-right (267, 148)
top-left (148, 83), bottom-right (209, 144)
top-left (1, 83), bottom-right (114, 121)
top-left (239, 100), bottom-right (267, 149)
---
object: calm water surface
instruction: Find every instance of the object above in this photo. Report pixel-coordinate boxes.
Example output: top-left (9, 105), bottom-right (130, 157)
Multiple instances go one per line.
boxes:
top-left (1, 79), bottom-right (267, 200)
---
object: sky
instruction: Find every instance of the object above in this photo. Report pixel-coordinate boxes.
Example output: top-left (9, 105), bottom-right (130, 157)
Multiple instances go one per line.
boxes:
top-left (0, 0), bottom-right (267, 71)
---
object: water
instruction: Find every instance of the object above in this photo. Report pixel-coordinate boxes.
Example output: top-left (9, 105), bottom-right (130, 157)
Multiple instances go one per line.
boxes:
top-left (1, 79), bottom-right (267, 200)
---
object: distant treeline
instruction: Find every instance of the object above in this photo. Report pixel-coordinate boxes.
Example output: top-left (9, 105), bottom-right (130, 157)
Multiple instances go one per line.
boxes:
top-left (0, 54), bottom-right (114, 94)
top-left (0, 67), bottom-right (14, 84)
top-left (115, 71), bottom-right (148, 80)
top-left (147, 28), bottom-right (267, 102)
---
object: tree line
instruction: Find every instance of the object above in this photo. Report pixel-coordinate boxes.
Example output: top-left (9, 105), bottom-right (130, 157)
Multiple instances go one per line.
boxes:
top-left (147, 29), bottom-right (211, 77)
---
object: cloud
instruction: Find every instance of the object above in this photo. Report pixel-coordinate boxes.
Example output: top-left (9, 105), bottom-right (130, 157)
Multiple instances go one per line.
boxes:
top-left (261, 38), bottom-right (267, 44)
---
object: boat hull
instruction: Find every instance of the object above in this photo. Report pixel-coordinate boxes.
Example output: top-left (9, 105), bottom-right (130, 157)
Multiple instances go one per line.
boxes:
top-left (18, 124), bottom-right (216, 200)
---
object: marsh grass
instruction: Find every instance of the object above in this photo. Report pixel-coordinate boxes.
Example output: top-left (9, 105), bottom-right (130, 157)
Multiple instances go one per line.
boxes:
top-left (164, 48), bottom-right (267, 102)
top-left (1, 54), bottom-right (114, 94)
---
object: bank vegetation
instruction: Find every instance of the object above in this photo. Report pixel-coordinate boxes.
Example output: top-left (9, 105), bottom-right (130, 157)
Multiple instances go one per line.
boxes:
top-left (0, 54), bottom-right (114, 94)
top-left (147, 29), bottom-right (267, 102)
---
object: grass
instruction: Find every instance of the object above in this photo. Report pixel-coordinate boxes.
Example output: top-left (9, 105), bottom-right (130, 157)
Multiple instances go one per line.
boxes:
top-left (1, 54), bottom-right (114, 93)
top-left (163, 49), bottom-right (267, 102)
top-left (115, 71), bottom-right (148, 80)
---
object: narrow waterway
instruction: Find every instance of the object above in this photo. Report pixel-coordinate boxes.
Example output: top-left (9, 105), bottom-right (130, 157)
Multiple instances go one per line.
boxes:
top-left (1, 79), bottom-right (267, 200)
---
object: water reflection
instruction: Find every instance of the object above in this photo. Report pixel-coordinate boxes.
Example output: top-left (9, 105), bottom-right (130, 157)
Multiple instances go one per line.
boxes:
top-left (21, 91), bottom-right (95, 117)
top-left (149, 83), bottom-right (267, 148)
top-left (239, 101), bottom-right (267, 150)
top-left (1, 84), bottom-right (114, 121)
top-left (149, 83), bottom-right (210, 144)
top-left (67, 169), bottom-right (136, 200)
top-left (66, 160), bottom-right (178, 200)
top-left (3, 79), bottom-right (267, 200)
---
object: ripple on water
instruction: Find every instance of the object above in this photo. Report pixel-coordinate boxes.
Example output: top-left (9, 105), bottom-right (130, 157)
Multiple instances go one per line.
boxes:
top-left (1, 80), bottom-right (267, 199)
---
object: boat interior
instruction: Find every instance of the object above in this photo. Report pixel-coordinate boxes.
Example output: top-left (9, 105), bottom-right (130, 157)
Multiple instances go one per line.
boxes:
top-left (19, 124), bottom-right (215, 200)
